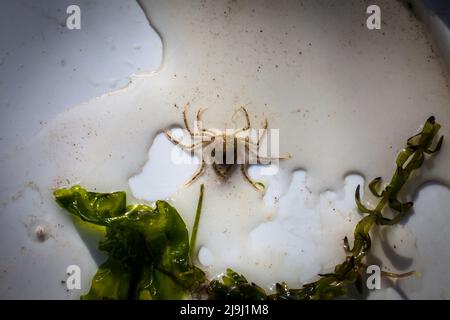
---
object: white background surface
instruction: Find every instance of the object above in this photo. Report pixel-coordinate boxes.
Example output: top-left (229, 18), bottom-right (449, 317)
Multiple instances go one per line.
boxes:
top-left (0, 0), bottom-right (162, 155)
top-left (1, 0), bottom-right (450, 299)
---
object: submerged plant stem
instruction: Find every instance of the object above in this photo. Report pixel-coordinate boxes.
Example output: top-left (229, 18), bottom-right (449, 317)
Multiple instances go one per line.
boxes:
top-left (190, 184), bottom-right (204, 263)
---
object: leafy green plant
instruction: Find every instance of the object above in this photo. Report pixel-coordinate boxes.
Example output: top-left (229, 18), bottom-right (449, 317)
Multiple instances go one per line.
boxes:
top-left (54, 186), bottom-right (206, 299)
top-left (54, 116), bottom-right (443, 300)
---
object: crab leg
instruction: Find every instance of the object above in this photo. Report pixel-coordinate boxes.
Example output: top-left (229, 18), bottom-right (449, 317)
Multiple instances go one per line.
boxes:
top-left (184, 160), bottom-right (206, 186)
top-left (233, 106), bottom-right (251, 134)
top-left (248, 146), bottom-right (291, 162)
top-left (235, 118), bottom-right (268, 151)
top-left (182, 103), bottom-right (194, 137)
top-left (195, 107), bottom-right (209, 132)
top-left (241, 164), bottom-right (264, 191)
top-left (164, 130), bottom-right (205, 151)
top-left (192, 131), bottom-right (216, 138)
top-left (257, 118), bottom-right (268, 147)
top-left (255, 153), bottom-right (291, 162)
top-left (240, 106), bottom-right (251, 131)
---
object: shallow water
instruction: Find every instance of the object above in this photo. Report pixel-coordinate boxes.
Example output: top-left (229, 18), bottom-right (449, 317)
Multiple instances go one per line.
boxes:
top-left (0, 0), bottom-right (449, 298)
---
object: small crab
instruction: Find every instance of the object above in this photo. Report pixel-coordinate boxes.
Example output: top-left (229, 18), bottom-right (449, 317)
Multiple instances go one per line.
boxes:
top-left (164, 104), bottom-right (290, 191)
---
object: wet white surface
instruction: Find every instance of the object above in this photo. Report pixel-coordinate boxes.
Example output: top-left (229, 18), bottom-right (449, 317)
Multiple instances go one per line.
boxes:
top-left (0, 0), bottom-right (449, 300)
top-left (0, 0), bottom-right (162, 154)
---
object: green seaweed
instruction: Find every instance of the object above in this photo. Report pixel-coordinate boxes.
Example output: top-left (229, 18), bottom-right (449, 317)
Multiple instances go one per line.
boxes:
top-left (54, 186), bottom-right (206, 299)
